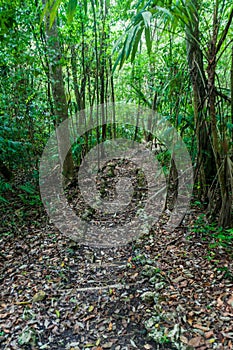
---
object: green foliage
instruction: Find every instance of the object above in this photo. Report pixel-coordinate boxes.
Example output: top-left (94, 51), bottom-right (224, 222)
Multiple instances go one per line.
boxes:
top-left (0, 176), bottom-right (41, 207)
top-left (210, 228), bottom-right (233, 250)
top-left (0, 178), bottom-right (12, 204)
top-left (113, 9), bottom-right (153, 71)
top-left (0, 5), bottom-right (16, 36)
top-left (156, 150), bottom-right (171, 176)
top-left (0, 1), bottom-right (50, 172)
top-left (0, 178), bottom-right (12, 192)
top-left (18, 183), bottom-right (41, 206)
top-left (217, 266), bottom-right (233, 281)
top-left (0, 123), bottom-right (33, 169)
top-left (191, 215), bottom-right (233, 261)
top-left (66, 0), bottom-right (78, 23)
top-left (132, 253), bottom-right (147, 265)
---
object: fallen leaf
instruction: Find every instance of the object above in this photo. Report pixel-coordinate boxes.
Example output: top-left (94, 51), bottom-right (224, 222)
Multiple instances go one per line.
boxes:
top-left (180, 336), bottom-right (189, 344)
top-left (187, 318), bottom-right (193, 325)
top-left (208, 338), bottom-right (216, 344)
top-left (204, 330), bottom-right (214, 339)
top-left (173, 275), bottom-right (185, 283)
top-left (217, 295), bottom-right (224, 307)
top-left (32, 290), bottom-right (46, 302)
top-left (188, 336), bottom-right (204, 347)
top-left (193, 323), bottom-right (210, 332)
top-left (95, 338), bottom-right (101, 346)
top-left (102, 342), bottom-right (113, 348)
top-left (88, 305), bottom-right (94, 312)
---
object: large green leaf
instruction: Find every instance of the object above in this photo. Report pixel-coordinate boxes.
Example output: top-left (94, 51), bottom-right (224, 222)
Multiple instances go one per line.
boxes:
top-left (49, 0), bottom-right (62, 28)
top-left (40, 1), bottom-right (49, 25)
top-left (67, 0), bottom-right (77, 23)
top-left (141, 10), bottom-right (152, 28)
top-left (145, 26), bottom-right (152, 54)
top-left (131, 26), bottom-right (144, 62)
top-left (83, 0), bottom-right (88, 14)
top-left (119, 37), bottom-right (128, 70)
top-left (125, 24), bottom-right (140, 60)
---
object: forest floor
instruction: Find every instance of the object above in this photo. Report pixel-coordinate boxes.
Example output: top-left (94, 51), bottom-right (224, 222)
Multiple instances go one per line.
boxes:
top-left (0, 170), bottom-right (233, 350)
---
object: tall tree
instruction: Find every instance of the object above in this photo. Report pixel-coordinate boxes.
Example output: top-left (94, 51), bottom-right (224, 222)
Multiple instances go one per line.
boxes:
top-left (42, 0), bottom-right (74, 180)
top-left (185, 0), bottom-right (215, 200)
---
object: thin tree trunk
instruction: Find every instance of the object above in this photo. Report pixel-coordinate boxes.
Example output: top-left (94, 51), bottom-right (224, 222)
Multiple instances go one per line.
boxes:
top-left (91, 0), bottom-right (100, 166)
top-left (71, 45), bottom-right (82, 112)
top-left (43, 0), bottom-right (74, 180)
top-left (231, 45), bottom-right (233, 143)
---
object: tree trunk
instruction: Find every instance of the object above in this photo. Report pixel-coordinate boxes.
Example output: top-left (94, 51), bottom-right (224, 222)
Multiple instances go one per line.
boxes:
top-left (43, 0), bottom-right (74, 180)
top-left (186, 0), bottom-right (215, 202)
top-left (206, 2), bottom-right (232, 227)
top-left (218, 156), bottom-right (233, 227)
top-left (231, 45), bottom-right (233, 144)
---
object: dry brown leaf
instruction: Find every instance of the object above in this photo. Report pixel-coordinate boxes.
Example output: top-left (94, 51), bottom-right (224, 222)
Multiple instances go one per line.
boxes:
top-left (217, 294), bottom-right (225, 307)
top-left (131, 272), bottom-right (139, 279)
top-left (188, 336), bottom-right (204, 347)
top-left (193, 323), bottom-right (210, 332)
top-left (204, 330), bottom-right (214, 339)
top-left (187, 317), bottom-right (193, 325)
top-left (173, 275), bottom-right (185, 283)
top-left (180, 336), bottom-right (189, 344)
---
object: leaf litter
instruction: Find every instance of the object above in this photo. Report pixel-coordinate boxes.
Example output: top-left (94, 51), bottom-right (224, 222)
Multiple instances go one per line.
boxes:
top-left (0, 168), bottom-right (232, 350)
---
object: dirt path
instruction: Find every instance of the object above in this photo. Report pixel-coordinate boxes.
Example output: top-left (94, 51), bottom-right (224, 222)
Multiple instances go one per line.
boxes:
top-left (1, 212), bottom-right (233, 349)
top-left (0, 169), bottom-right (232, 349)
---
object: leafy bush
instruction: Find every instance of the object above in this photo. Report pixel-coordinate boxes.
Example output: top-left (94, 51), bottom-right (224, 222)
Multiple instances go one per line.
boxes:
top-left (191, 214), bottom-right (233, 258)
